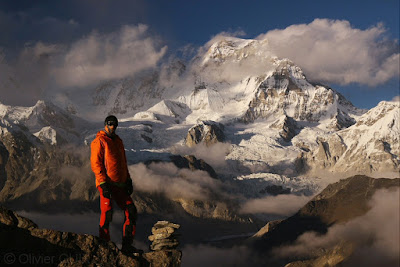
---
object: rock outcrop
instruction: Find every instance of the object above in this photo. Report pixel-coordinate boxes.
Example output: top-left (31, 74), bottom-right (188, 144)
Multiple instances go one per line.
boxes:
top-left (251, 220), bottom-right (282, 238)
top-left (270, 115), bottom-right (298, 142)
top-left (185, 121), bottom-right (225, 147)
top-left (0, 129), bottom-right (97, 209)
top-left (0, 206), bottom-right (182, 266)
top-left (169, 154), bottom-right (218, 179)
top-left (285, 241), bottom-right (355, 267)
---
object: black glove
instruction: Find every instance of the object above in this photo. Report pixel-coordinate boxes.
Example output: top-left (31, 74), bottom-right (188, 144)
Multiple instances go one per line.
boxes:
top-left (100, 183), bottom-right (111, 199)
top-left (125, 178), bottom-right (133, 195)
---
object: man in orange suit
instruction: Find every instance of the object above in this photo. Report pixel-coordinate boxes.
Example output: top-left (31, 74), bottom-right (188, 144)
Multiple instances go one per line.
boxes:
top-left (90, 115), bottom-right (140, 254)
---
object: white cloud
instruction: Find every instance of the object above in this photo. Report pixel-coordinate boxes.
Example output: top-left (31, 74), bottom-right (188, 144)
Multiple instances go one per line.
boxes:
top-left (239, 194), bottom-right (312, 216)
top-left (257, 19), bottom-right (399, 86)
top-left (204, 30), bottom-right (247, 48)
top-left (391, 95), bottom-right (400, 102)
top-left (171, 142), bottom-right (231, 170)
top-left (129, 162), bottom-right (222, 201)
top-left (54, 24), bottom-right (167, 87)
top-left (0, 24), bottom-right (167, 105)
top-left (195, 34), bottom-right (275, 84)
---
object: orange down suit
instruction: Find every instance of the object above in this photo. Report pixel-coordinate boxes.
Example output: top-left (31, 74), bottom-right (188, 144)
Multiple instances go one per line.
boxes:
top-left (90, 130), bottom-right (130, 187)
top-left (90, 130), bottom-right (136, 242)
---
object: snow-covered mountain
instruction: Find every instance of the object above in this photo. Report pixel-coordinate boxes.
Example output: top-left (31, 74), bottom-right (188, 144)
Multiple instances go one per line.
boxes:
top-left (0, 100), bottom-right (90, 145)
top-left (59, 37), bottom-right (363, 126)
top-left (1, 36), bottom-right (398, 267)
top-left (302, 100), bottom-right (399, 173)
top-left (0, 36), bottom-right (398, 216)
top-left (64, 37), bottom-right (398, 200)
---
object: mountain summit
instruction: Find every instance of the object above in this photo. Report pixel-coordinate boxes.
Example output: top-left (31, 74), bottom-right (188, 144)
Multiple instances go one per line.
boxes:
top-left (128, 37), bottom-right (364, 129)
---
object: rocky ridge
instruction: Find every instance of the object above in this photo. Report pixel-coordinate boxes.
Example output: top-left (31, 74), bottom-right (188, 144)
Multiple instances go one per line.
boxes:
top-left (250, 175), bottom-right (400, 266)
top-left (184, 120), bottom-right (225, 147)
top-left (0, 206), bottom-right (181, 266)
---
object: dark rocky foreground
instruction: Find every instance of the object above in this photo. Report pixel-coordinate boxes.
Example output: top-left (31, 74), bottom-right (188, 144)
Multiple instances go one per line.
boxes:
top-left (0, 206), bottom-right (181, 266)
top-left (1, 175), bottom-right (398, 266)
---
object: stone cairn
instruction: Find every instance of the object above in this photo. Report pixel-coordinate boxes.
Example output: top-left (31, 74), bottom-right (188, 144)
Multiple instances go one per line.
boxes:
top-left (148, 221), bottom-right (180, 251)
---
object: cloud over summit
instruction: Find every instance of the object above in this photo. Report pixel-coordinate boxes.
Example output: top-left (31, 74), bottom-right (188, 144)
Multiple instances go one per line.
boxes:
top-left (1, 18), bottom-right (398, 107)
top-left (257, 19), bottom-right (399, 86)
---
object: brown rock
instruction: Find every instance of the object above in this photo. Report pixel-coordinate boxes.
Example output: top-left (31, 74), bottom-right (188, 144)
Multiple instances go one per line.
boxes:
top-left (169, 155), bottom-right (218, 179)
top-left (143, 250), bottom-right (182, 267)
top-left (271, 115), bottom-right (298, 142)
top-left (285, 241), bottom-right (355, 267)
top-left (150, 239), bottom-right (179, 251)
top-left (149, 233), bottom-right (179, 242)
top-left (185, 121), bottom-right (224, 147)
top-left (0, 206), bottom-right (183, 266)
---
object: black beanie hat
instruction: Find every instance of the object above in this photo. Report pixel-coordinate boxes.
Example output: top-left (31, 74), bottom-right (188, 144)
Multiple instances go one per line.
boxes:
top-left (104, 115), bottom-right (118, 126)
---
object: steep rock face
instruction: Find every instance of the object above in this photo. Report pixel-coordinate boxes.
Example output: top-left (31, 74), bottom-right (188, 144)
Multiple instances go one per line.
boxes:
top-left (251, 175), bottom-right (399, 265)
top-left (91, 60), bottom-right (187, 119)
top-left (296, 175), bottom-right (399, 224)
top-left (302, 101), bottom-right (400, 173)
top-left (185, 121), bottom-right (225, 147)
top-left (93, 72), bottom-right (163, 115)
top-left (251, 220), bottom-right (282, 238)
top-left (0, 131), bottom-right (37, 201)
top-left (241, 60), bottom-right (361, 127)
top-left (0, 128), bottom-right (97, 207)
top-left (0, 206), bottom-right (181, 266)
top-left (270, 115), bottom-right (298, 142)
top-left (254, 175), bottom-right (399, 242)
top-left (0, 141), bottom-right (8, 191)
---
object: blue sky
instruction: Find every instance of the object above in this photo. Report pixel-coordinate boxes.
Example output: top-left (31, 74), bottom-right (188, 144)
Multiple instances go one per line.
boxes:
top-left (0, 0), bottom-right (399, 108)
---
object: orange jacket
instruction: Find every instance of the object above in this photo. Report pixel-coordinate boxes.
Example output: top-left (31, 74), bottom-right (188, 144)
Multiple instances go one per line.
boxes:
top-left (90, 131), bottom-right (130, 187)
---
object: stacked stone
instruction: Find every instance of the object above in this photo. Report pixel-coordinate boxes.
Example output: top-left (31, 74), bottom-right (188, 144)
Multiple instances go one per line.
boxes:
top-left (148, 221), bottom-right (180, 251)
